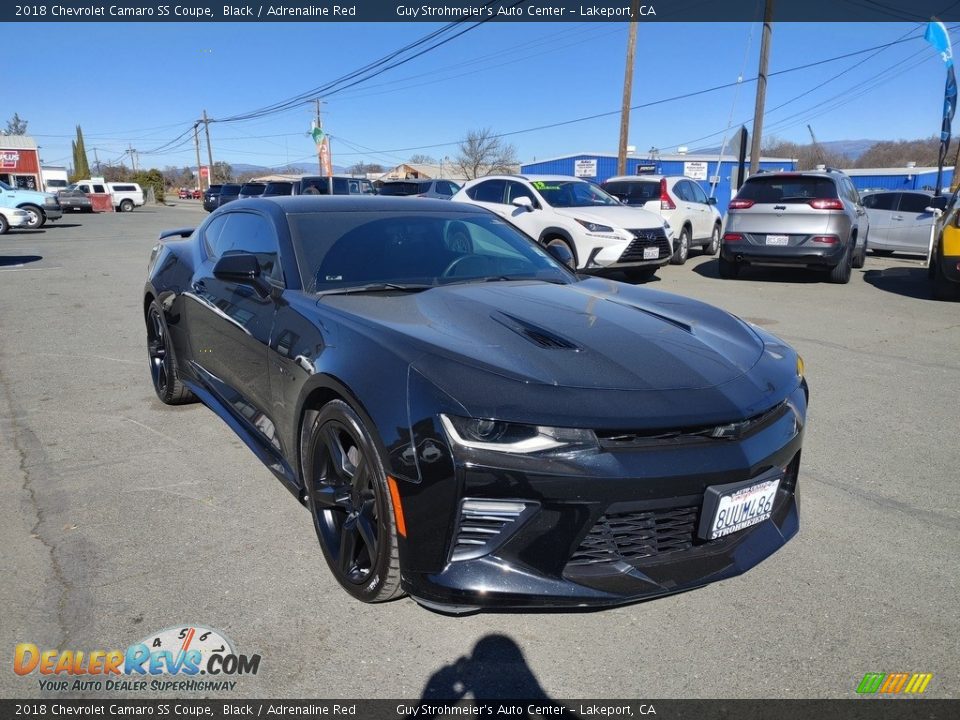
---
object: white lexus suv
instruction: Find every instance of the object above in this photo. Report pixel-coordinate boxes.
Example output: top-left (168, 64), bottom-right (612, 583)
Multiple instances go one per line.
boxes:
top-left (451, 175), bottom-right (674, 281)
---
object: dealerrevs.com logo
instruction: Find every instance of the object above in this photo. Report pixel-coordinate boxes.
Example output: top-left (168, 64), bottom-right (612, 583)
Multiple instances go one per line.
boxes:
top-left (14, 625), bottom-right (261, 692)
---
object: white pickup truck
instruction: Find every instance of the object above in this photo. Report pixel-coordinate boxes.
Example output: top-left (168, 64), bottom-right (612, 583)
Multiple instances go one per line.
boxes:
top-left (74, 178), bottom-right (145, 212)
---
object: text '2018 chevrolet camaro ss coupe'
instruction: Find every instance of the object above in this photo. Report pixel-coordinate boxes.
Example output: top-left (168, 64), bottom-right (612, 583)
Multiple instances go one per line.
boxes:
top-left (144, 196), bottom-right (807, 612)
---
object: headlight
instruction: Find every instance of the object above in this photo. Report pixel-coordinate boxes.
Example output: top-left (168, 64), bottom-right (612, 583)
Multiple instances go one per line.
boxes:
top-left (44, 197), bottom-right (58, 206)
top-left (440, 415), bottom-right (598, 454)
top-left (574, 219), bottom-right (614, 233)
top-left (12, 210), bottom-right (28, 217)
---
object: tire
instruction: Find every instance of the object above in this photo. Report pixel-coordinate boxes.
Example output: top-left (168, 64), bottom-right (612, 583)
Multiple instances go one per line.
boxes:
top-left (718, 256), bottom-right (740, 279)
top-left (119, 199), bottom-right (134, 213)
top-left (545, 237), bottom-right (578, 269)
top-left (851, 235), bottom-right (866, 269)
top-left (671, 227), bottom-right (690, 265)
top-left (625, 266), bottom-right (658, 283)
top-left (303, 400), bottom-right (404, 603)
top-left (0, 214), bottom-right (8, 235)
top-left (20, 204), bottom-right (45, 229)
top-left (872, 249), bottom-right (894, 257)
top-left (932, 256), bottom-right (957, 300)
top-left (706, 224), bottom-right (721, 256)
top-left (828, 244), bottom-right (853, 284)
top-left (146, 301), bottom-right (196, 405)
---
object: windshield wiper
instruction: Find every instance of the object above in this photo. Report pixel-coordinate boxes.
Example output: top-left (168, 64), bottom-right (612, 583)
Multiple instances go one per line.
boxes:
top-left (317, 282), bottom-right (434, 296)
top-left (441, 275), bottom-right (569, 286)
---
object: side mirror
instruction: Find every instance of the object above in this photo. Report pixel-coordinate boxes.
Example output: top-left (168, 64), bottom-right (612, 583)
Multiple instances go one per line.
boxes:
top-left (707, 197), bottom-right (718, 205)
top-left (213, 253), bottom-right (271, 297)
top-left (546, 241), bottom-right (576, 269)
top-left (511, 196), bottom-right (535, 211)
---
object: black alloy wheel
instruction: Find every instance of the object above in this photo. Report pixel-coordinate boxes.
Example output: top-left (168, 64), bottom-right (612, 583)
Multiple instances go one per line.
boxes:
top-left (146, 301), bottom-right (195, 405)
top-left (852, 234), bottom-right (867, 269)
top-left (304, 400), bottom-right (404, 602)
top-left (828, 244), bottom-right (853, 284)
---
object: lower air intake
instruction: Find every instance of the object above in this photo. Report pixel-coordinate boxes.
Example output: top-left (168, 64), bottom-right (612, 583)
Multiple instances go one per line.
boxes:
top-left (451, 499), bottom-right (531, 562)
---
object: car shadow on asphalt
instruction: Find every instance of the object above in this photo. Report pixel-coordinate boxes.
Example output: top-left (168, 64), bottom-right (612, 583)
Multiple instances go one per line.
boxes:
top-left (41, 223), bottom-right (83, 229)
top-left (693, 259), bottom-right (826, 284)
top-left (419, 634), bottom-right (578, 712)
top-left (0, 255), bottom-right (43, 267)
top-left (862, 266), bottom-right (934, 300)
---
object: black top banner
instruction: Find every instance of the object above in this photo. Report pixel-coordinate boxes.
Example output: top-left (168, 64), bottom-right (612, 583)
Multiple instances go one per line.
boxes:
top-left (5, 0), bottom-right (960, 23)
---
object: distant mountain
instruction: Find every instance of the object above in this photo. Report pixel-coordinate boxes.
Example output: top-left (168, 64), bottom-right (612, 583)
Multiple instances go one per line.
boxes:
top-left (698, 138), bottom-right (879, 161)
top-left (227, 162), bottom-right (348, 175)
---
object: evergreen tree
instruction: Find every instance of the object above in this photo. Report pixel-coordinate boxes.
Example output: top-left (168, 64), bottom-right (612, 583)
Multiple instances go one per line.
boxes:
top-left (72, 125), bottom-right (91, 179)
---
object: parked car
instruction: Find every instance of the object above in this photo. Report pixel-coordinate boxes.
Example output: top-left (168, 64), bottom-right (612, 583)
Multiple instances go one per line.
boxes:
top-left (238, 182), bottom-right (267, 199)
top-left (262, 181), bottom-right (294, 197)
top-left (601, 175), bottom-right (723, 264)
top-left (144, 195), bottom-right (807, 609)
top-left (451, 174), bottom-right (674, 281)
top-left (0, 206), bottom-right (31, 234)
top-left (861, 190), bottom-right (947, 256)
top-left (378, 179), bottom-right (461, 199)
top-left (205, 183), bottom-right (241, 211)
top-left (720, 169), bottom-right (869, 283)
top-left (73, 179), bottom-right (145, 212)
top-left (57, 185), bottom-right (94, 213)
top-left (177, 188), bottom-right (193, 200)
top-left (202, 184), bottom-right (223, 212)
top-left (0, 179), bottom-right (62, 229)
top-left (296, 176), bottom-right (376, 196)
top-left (193, 189), bottom-right (203, 199)
top-left (928, 188), bottom-right (960, 300)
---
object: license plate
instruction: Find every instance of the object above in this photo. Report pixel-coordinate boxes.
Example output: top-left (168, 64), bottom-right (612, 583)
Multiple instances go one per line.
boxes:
top-left (643, 246), bottom-right (659, 259)
top-left (698, 474), bottom-right (781, 540)
top-left (766, 235), bottom-right (789, 246)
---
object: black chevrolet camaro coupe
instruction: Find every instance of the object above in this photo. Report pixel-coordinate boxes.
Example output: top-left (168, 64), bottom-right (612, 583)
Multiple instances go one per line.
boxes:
top-left (144, 196), bottom-right (808, 611)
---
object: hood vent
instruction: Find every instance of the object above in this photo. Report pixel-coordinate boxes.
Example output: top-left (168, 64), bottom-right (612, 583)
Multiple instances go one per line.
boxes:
top-left (491, 311), bottom-right (580, 350)
top-left (605, 298), bottom-right (693, 334)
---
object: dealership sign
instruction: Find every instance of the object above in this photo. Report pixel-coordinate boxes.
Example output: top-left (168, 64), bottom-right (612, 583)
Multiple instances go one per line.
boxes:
top-left (684, 161), bottom-right (709, 180)
top-left (1, 151), bottom-right (19, 169)
top-left (575, 159), bottom-right (598, 177)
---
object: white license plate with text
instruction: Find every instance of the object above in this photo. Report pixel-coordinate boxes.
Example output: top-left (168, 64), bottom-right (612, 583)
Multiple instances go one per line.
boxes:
top-left (708, 477), bottom-right (780, 540)
top-left (766, 235), bottom-right (789, 246)
top-left (643, 246), bottom-right (659, 260)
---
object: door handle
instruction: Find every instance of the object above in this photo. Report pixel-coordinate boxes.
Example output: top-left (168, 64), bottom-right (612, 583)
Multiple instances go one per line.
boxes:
top-left (192, 280), bottom-right (206, 292)
top-left (892, 216), bottom-right (903, 221)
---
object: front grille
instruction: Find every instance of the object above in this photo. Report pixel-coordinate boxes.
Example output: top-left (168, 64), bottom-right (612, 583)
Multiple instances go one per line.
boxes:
top-left (567, 506), bottom-right (699, 567)
top-left (619, 228), bottom-right (671, 262)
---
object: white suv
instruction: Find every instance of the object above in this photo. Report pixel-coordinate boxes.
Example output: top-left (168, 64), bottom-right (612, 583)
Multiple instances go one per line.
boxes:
top-left (601, 175), bottom-right (723, 265)
top-left (451, 175), bottom-right (673, 281)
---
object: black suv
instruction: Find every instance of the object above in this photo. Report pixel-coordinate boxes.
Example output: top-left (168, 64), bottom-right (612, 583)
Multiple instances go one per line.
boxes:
top-left (204, 183), bottom-right (241, 212)
top-left (202, 184), bottom-right (223, 212)
top-left (296, 176), bottom-right (375, 195)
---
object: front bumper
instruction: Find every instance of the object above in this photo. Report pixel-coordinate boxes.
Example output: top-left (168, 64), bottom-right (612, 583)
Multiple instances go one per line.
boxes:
top-left (400, 384), bottom-right (806, 611)
top-left (939, 255), bottom-right (960, 282)
top-left (43, 207), bottom-right (63, 221)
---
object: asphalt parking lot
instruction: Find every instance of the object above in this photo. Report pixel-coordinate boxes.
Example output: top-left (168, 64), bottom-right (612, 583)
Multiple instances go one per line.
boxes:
top-left (1, 201), bottom-right (958, 700)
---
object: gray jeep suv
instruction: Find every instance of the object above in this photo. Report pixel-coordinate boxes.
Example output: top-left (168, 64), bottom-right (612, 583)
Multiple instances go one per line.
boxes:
top-left (720, 169), bottom-right (869, 283)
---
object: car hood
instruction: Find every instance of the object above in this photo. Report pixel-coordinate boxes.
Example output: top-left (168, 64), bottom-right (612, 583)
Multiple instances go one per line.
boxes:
top-left (319, 278), bottom-right (764, 392)
top-left (6, 188), bottom-right (55, 202)
top-left (550, 204), bottom-right (665, 230)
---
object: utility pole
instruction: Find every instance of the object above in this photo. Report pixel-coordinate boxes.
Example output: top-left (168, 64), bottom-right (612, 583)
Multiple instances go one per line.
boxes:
top-left (93, 148), bottom-right (100, 176)
top-left (127, 144), bottom-right (138, 172)
top-left (617, 0), bottom-right (641, 176)
top-left (749, 0), bottom-right (774, 175)
top-left (202, 110), bottom-right (215, 183)
top-left (315, 98), bottom-right (324, 175)
top-left (193, 123), bottom-right (204, 192)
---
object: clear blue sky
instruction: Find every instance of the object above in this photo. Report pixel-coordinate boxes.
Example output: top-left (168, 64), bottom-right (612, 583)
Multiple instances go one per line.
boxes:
top-left (7, 21), bottom-right (955, 171)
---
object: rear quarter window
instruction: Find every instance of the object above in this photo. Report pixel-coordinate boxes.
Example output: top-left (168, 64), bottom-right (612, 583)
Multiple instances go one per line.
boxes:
top-left (738, 176), bottom-right (838, 203)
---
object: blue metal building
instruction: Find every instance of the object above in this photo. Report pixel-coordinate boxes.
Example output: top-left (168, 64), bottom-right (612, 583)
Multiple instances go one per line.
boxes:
top-left (520, 152), bottom-right (797, 214)
top-left (844, 166), bottom-right (955, 192)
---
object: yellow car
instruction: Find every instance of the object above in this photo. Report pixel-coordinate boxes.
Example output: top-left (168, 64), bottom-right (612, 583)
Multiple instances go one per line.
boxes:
top-left (930, 190), bottom-right (960, 300)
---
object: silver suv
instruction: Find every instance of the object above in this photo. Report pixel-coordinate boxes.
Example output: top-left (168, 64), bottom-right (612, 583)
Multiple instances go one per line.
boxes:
top-left (720, 169), bottom-right (869, 284)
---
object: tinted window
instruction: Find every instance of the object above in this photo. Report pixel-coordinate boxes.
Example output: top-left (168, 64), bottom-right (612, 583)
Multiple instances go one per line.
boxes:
top-left (467, 179), bottom-right (506, 204)
top-left (333, 178), bottom-right (349, 193)
top-left (601, 180), bottom-right (659, 205)
top-left (534, 180), bottom-right (619, 208)
top-left (220, 185), bottom-right (242, 196)
top-left (861, 193), bottom-right (897, 211)
top-left (239, 184), bottom-right (265, 195)
top-left (288, 212), bottom-right (572, 292)
top-left (379, 182), bottom-right (421, 196)
top-left (898, 193), bottom-right (934, 214)
top-left (262, 182), bottom-right (293, 196)
top-left (673, 181), bottom-right (694, 202)
top-left (216, 212), bottom-right (282, 283)
top-left (78, 185), bottom-right (91, 193)
top-left (437, 181), bottom-right (460, 196)
top-left (202, 214), bottom-right (231, 258)
top-left (300, 178), bottom-right (329, 195)
top-left (112, 184), bottom-right (137, 192)
top-left (689, 181), bottom-right (709, 204)
top-left (738, 176), bottom-right (838, 203)
top-left (505, 181), bottom-right (536, 206)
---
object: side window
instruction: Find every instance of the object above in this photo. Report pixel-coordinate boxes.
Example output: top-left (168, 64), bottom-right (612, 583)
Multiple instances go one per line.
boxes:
top-left (443, 181), bottom-right (461, 195)
top-left (92, 184), bottom-right (106, 193)
top-left (202, 214), bottom-right (232, 259)
top-left (674, 181), bottom-right (693, 202)
top-left (898, 193), bottom-right (934, 214)
top-left (862, 193), bottom-right (896, 211)
top-left (505, 181), bottom-right (537, 207)
top-left (689, 182), bottom-right (709, 204)
top-left (78, 185), bottom-right (91, 194)
top-left (214, 213), bottom-right (283, 284)
top-left (466, 179), bottom-right (506, 204)
top-left (332, 178), bottom-right (349, 194)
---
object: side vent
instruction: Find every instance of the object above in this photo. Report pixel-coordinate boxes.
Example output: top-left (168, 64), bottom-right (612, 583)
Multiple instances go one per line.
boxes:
top-left (451, 499), bottom-right (534, 562)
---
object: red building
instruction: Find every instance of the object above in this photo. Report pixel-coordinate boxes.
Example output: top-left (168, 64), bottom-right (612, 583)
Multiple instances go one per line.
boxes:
top-left (0, 135), bottom-right (41, 190)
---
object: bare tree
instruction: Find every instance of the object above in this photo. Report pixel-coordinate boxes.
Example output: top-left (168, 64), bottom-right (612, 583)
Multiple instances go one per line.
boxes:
top-left (408, 153), bottom-right (436, 164)
top-left (453, 128), bottom-right (518, 180)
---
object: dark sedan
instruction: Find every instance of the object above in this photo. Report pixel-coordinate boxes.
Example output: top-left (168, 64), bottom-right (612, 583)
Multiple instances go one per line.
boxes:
top-left (144, 197), bottom-right (807, 611)
top-left (58, 186), bottom-right (93, 213)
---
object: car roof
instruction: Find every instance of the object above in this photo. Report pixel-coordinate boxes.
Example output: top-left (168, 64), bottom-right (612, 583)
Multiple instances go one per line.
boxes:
top-left (466, 174), bottom-right (588, 183)
top-left (227, 196), bottom-right (493, 214)
top-left (861, 188), bottom-right (934, 195)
